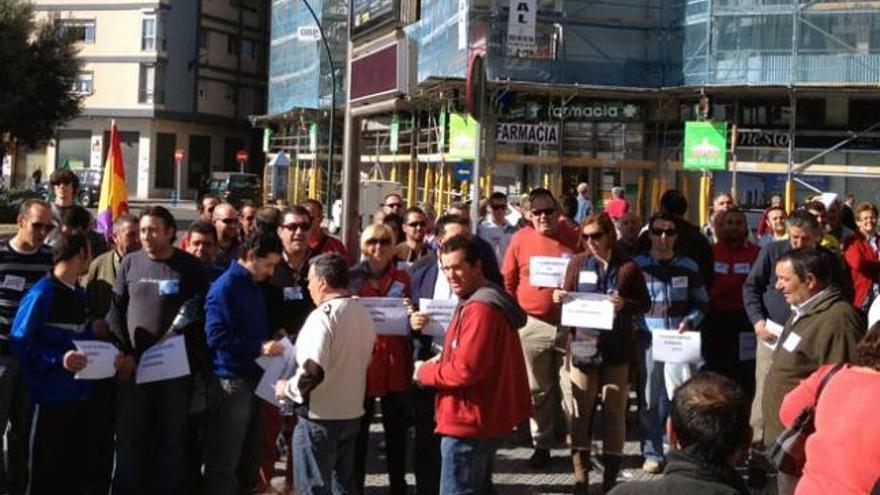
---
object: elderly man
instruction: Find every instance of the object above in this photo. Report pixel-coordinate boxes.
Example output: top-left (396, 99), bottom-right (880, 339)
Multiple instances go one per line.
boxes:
top-left (763, 248), bottom-right (863, 495)
top-left (85, 214), bottom-right (141, 318)
top-left (574, 182), bottom-right (593, 224)
top-left (212, 203), bottom-right (242, 268)
top-left (603, 186), bottom-right (629, 220)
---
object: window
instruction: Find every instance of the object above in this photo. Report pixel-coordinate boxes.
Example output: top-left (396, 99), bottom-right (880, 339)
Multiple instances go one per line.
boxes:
top-left (142, 18), bottom-right (156, 50)
top-left (138, 64), bottom-right (165, 104)
top-left (227, 34), bottom-right (239, 54)
top-left (199, 28), bottom-right (208, 49)
top-left (241, 38), bottom-right (256, 58)
top-left (225, 87), bottom-right (237, 103)
top-left (71, 72), bottom-right (94, 95)
top-left (58, 19), bottom-right (95, 44)
top-left (198, 85), bottom-right (208, 100)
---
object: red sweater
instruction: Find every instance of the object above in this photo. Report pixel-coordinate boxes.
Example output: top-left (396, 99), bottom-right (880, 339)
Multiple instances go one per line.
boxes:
top-left (355, 266), bottom-right (412, 397)
top-left (417, 299), bottom-right (531, 439)
top-left (309, 231), bottom-right (352, 265)
top-left (502, 226), bottom-right (575, 324)
top-left (603, 198), bottom-right (629, 220)
top-left (780, 365), bottom-right (880, 495)
top-left (843, 232), bottom-right (880, 309)
top-left (709, 241), bottom-right (759, 313)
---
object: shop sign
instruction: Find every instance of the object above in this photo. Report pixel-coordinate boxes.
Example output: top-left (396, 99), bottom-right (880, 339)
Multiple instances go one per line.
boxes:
top-left (736, 128), bottom-right (790, 148)
top-left (507, 0), bottom-right (537, 54)
top-left (505, 100), bottom-right (641, 122)
top-left (683, 121), bottom-right (728, 170)
top-left (496, 122), bottom-right (558, 145)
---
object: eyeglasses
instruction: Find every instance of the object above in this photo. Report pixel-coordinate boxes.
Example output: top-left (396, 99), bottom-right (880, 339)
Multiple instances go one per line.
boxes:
top-left (51, 180), bottom-right (72, 187)
top-left (531, 208), bottom-right (557, 217)
top-left (407, 221), bottom-right (426, 228)
top-left (281, 222), bottom-right (311, 232)
top-left (581, 232), bottom-right (607, 241)
top-left (219, 218), bottom-right (240, 225)
top-left (365, 238), bottom-right (393, 246)
top-left (243, 216), bottom-right (254, 222)
top-left (384, 203), bottom-right (402, 209)
top-left (650, 228), bottom-right (678, 237)
top-left (30, 222), bottom-right (55, 232)
top-left (490, 204), bottom-right (507, 211)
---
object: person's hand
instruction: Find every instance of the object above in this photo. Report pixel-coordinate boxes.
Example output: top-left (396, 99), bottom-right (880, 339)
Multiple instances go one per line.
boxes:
top-left (114, 354), bottom-right (135, 382)
top-left (754, 320), bottom-right (776, 343)
top-left (262, 340), bottom-right (284, 356)
top-left (92, 319), bottom-right (110, 339)
top-left (63, 350), bottom-right (88, 373)
top-left (551, 289), bottom-right (568, 304)
top-left (413, 360), bottom-right (425, 381)
top-left (274, 379), bottom-right (289, 401)
top-left (609, 294), bottom-right (624, 312)
top-left (677, 320), bottom-right (690, 334)
top-left (410, 312), bottom-right (428, 332)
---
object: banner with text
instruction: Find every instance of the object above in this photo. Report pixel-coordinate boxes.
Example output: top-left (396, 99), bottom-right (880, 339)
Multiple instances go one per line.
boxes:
top-left (496, 122), bottom-right (559, 146)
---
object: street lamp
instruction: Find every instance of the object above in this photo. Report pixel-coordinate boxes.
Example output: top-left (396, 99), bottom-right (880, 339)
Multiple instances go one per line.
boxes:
top-left (299, 0), bottom-right (336, 219)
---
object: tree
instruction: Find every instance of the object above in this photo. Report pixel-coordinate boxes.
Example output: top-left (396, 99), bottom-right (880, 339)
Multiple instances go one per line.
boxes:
top-left (0, 0), bottom-right (82, 162)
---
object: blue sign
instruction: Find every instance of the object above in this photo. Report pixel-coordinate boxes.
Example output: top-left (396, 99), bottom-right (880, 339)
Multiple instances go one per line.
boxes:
top-left (454, 162), bottom-right (473, 181)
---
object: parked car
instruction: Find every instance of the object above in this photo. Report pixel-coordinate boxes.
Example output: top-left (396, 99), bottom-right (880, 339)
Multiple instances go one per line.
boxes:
top-left (37, 168), bottom-right (103, 207)
top-left (199, 172), bottom-right (261, 208)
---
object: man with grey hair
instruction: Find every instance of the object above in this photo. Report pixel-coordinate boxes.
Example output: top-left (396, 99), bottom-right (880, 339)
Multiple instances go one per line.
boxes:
top-left (574, 182), bottom-right (593, 224)
top-left (275, 253), bottom-right (376, 495)
top-left (85, 214), bottom-right (141, 318)
top-left (603, 186), bottom-right (629, 220)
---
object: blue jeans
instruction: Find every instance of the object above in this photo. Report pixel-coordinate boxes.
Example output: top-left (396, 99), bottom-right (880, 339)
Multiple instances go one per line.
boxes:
top-left (439, 436), bottom-right (498, 495)
top-left (638, 336), bottom-right (669, 462)
top-left (113, 376), bottom-right (190, 495)
top-left (292, 416), bottom-right (361, 495)
top-left (202, 377), bottom-right (263, 495)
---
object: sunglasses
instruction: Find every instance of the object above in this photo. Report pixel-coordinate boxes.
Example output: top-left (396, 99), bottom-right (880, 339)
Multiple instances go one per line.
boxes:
top-left (581, 232), bottom-right (607, 241)
top-left (366, 238), bottom-right (393, 246)
top-left (281, 222), bottom-right (311, 232)
top-left (219, 218), bottom-right (240, 225)
top-left (531, 208), bottom-right (557, 217)
top-left (51, 180), bottom-right (72, 186)
top-left (407, 221), bottom-right (427, 228)
top-left (31, 222), bottom-right (55, 232)
top-left (490, 204), bottom-right (507, 210)
top-left (384, 203), bottom-right (402, 209)
top-left (243, 216), bottom-right (254, 222)
top-left (650, 228), bottom-right (678, 237)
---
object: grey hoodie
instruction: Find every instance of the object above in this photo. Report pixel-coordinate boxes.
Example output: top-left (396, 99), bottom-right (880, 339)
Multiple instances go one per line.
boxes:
top-left (462, 282), bottom-right (528, 330)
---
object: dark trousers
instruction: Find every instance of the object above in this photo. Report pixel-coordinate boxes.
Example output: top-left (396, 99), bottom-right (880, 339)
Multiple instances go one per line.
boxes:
top-left (703, 310), bottom-right (756, 400)
top-left (27, 399), bottom-right (103, 495)
top-left (87, 379), bottom-right (116, 495)
top-left (0, 354), bottom-right (28, 495)
top-left (412, 386), bottom-right (441, 495)
top-left (355, 392), bottom-right (411, 495)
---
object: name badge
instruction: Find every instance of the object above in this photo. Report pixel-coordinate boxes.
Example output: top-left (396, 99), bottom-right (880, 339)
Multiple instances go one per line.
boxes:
top-left (734, 262), bottom-right (751, 275)
top-left (672, 276), bottom-right (689, 289)
top-left (158, 280), bottom-right (180, 295)
top-left (396, 261), bottom-right (411, 271)
top-left (1, 275), bottom-right (26, 292)
top-left (782, 332), bottom-right (802, 352)
top-left (714, 262), bottom-right (729, 274)
top-left (579, 271), bottom-right (598, 285)
top-left (388, 281), bottom-right (406, 298)
top-left (283, 286), bottom-right (303, 301)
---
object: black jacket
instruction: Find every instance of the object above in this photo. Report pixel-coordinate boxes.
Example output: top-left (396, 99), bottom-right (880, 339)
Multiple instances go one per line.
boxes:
top-left (608, 450), bottom-right (749, 495)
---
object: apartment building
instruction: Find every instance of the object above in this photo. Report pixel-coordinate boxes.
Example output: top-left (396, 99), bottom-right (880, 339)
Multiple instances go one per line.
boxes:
top-left (15, 0), bottom-right (269, 199)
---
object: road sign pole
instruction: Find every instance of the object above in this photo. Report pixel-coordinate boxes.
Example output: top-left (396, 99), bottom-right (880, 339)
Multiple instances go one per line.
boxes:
top-left (174, 158), bottom-right (182, 207)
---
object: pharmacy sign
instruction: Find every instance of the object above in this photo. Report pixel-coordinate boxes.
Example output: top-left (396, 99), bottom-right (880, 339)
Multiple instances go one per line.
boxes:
top-left (683, 121), bottom-right (728, 170)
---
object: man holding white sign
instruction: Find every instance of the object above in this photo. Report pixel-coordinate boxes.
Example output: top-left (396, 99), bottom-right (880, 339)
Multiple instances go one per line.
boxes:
top-left (501, 188), bottom-right (577, 468)
top-left (552, 213), bottom-right (649, 493)
top-left (633, 211), bottom-right (708, 474)
top-left (12, 231), bottom-right (127, 494)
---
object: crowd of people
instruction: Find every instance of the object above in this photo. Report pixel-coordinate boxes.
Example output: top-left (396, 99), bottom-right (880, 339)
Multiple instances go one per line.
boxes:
top-left (0, 169), bottom-right (878, 495)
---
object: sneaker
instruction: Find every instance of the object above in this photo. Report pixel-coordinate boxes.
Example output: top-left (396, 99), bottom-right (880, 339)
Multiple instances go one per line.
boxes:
top-left (528, 448), bottom-right (551, 469)
top-left (642, 459), bottom-right (662, 474)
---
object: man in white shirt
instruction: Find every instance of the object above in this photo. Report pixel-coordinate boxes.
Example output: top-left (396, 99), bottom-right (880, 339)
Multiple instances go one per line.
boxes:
top-left (275, 253), bottom-right (376, 495)
top-left (477, 192), bottom-right (519, 264)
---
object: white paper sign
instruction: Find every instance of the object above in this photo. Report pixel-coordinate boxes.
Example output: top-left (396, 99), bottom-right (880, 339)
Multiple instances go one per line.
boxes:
top-left (652, 330), bottom-right (702, 364)
top-left (561, 293), bottom-right (614, 330)
top-left (782, 332), bottom-right (802, 353)
top-left (359, 297), bottom-right (409, 336)
top-left (73, 340), bottom-right (119, 380)
top-left (419, 298), bottom-right (457, 337)
top-left (136, 335), bottom-right (191, 384)
top-left (739, 332), bottom-right (757, 361)
top-left (529, 256), bottom-right (569, 288)
top-left (763, 319), bottom-right (783, 351)
top-left (255, 338), bottom-right (297, 407)
top-left (506, 0), bottom-right (537, 53)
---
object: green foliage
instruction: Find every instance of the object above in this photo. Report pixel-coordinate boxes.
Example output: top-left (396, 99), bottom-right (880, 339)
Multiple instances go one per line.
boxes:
top-left (0, 0), bottom-right (83, 157)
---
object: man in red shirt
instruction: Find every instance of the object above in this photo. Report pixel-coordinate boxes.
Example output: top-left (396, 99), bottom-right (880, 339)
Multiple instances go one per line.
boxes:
top-left (302, 198), bottom-right (351, 264)
top-left (704, 209), bottom-right (760, 397)
top-left (415, 236), bottom-right (531, 494)
top-left (603, 187), bottom-right (630, 220)
top-left (501, 188), bottom-right (577, 468)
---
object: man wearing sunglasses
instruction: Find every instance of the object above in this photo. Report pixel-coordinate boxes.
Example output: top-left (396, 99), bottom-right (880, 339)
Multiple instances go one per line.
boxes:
top-left (46, 169), bottom-right (80, 247)
top-left (0, 199), bottom-right (54, 494)
top-left (478, 192), bottom-right (519, 264)
top-left (381, 193), bottom-right (405, 217)
top-left (239, 201), bottom-right (257, 238)
top-left (501, 187), bottom-right (578, 469)
top-left (394, 207), bottom-right (431, 269)
top-left (212, 203), bottom-right (242, 269)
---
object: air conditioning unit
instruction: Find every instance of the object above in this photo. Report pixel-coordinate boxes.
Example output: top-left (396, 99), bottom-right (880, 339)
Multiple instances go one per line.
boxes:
top-left (349, 37), bottom-right (417, 105)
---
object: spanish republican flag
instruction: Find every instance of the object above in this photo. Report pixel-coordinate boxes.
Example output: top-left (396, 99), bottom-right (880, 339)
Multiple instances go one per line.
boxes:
top-left (96, 120), bottom-right (129, 241)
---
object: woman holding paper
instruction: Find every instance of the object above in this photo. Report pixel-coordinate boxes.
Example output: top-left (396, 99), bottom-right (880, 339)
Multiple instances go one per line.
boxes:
top-left (552, 213), bottom-right (650, 494)
top-left (348, 223), bottom-right (413, 495)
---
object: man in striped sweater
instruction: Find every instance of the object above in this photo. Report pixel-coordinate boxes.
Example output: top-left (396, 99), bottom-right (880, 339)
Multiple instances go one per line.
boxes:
top-left (634, 211), bottom-right (709, 474)
top-left (0, 199), bottom-right (54, 494)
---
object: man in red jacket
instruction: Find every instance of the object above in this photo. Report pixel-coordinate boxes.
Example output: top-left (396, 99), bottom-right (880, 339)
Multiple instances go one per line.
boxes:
top-left (415, 236), bottom-right (531, 494)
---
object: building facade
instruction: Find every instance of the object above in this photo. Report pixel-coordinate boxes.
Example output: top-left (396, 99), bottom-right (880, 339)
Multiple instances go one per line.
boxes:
top-left (15, 0), bottom-right (269, 199)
